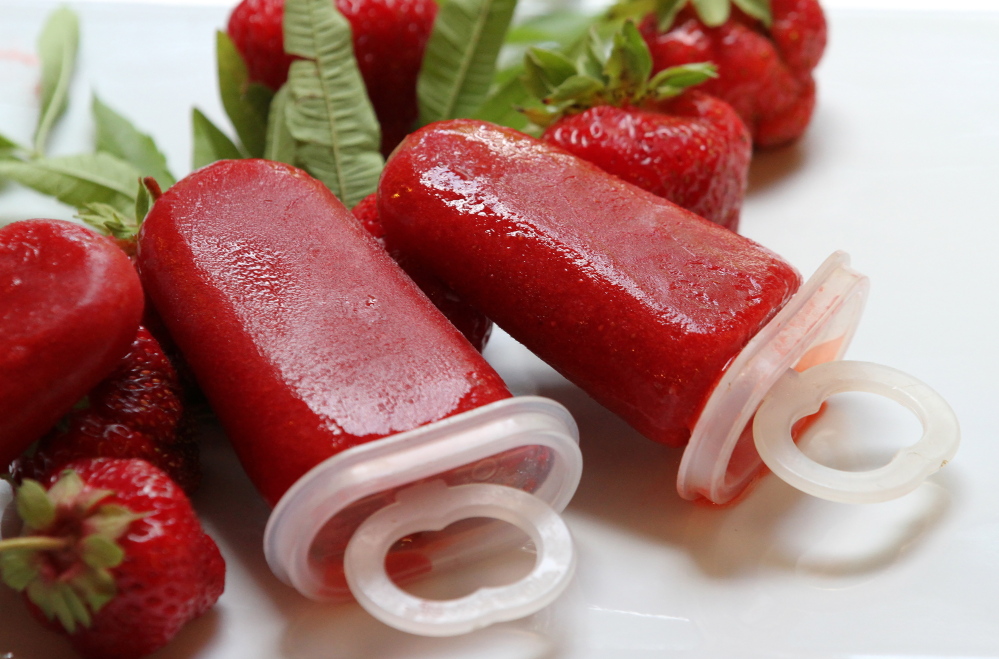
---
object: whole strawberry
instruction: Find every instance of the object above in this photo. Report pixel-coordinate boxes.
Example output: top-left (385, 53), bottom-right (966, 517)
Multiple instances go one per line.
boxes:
top-left (352, 193), bottom-right (493, 351)
top-left (0, 458), bottom-right (225, 659)
top-left (523, 22), bottom-right (750, 231)
top-left (632, 0), bottom-right (826, 147)
top-left (10, 326), bottom-right (201, 493)
top-left (227, 0), bottom-right (438, 155)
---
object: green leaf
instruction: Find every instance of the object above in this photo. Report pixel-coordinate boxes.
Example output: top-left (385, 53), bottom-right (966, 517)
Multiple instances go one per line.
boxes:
top-left (76, 202), bottom-right (137, 239)
top-left (549, 74), bottom-right (604, 103)
top-left (216, 30), bottom-right (272, 158)
top-left (655, 0), bottom-right (688, 31)
top-left (73, 569), bottom-right (116, 613)
top-left (87, 504), bottom-right (144, 541)
top-left (191, 108), bottom-right (244, 169)
top-left (0, 153), bottom-right (141, 214)
top-left (604, 21), bottom-right (652, 95)
top-left (0, 548), bottom-right (39, 591)
top-left (15, 480), bottom-right (55, 531)
top-left (34, 6), bottom-right (79, 155)
top-left (523, 48), bottom-right (578, 98)
top-left (135, 179), bottom-right (151, 221)
top-left (81, 535), bottom-right (125, 570)
top-left (606, 0), bottom-right (657, 23)
top-left (92, 95), bottom-right (175, 187)
top-left (0, 133), bottom-right (24, 158)
top-left (732, 0), bottom-right (772, 26)
top-left (691, 0), bottom-right (730, 26)
top-left (264, 84), bottom-right (296, 164)
top-left (417, 0), bottom-right (519, 125)
top-left (283, 0), bottom-right (382, 208)
top-left (505, 9), bottom-right (597, 46)
top-left (472, 70), bottom-right (536, 131)
top-left (648, 61), bottom-right (717, 98)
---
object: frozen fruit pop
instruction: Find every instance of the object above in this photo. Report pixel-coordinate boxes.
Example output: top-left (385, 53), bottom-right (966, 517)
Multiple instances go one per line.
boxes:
top-left (136, 159), bottom-right (512, 506)
top-left (378, 119), bottom-right (801, 450)
top-left (1, 219), bottom-right (143, 467)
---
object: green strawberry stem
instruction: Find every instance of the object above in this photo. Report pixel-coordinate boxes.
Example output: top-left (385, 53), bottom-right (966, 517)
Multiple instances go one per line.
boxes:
top-left (0, 537), bottom-right (70, 552)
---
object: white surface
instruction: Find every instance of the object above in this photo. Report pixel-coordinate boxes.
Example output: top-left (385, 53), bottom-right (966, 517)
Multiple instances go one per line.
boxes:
top-left (3, 1), bottom-right (999, 657)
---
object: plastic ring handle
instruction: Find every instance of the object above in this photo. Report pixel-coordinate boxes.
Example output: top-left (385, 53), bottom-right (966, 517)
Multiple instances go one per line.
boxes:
top-left (344, 480), bottom-right (576, 636)
top-left (754, 361), bottom-right (960, 504)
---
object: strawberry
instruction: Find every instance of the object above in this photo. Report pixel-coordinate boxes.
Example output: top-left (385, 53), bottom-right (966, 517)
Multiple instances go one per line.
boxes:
top-left (631, 0), bottom-right (827, 147)
top-left (352, 193), bottom-right (493, 350)
top-left (523, 22), bottom-right (750, 231)
top-left (10, 326), bottom-right (201, 493)
top-left (1, 219), bottom-right (144, 469)
top-left (0, 458), bottom-right (225, 659)
top-left (227, 0), bottom-right (438, 155)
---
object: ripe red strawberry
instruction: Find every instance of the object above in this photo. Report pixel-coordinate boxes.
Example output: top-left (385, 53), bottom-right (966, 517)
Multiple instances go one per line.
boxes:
top-left (10, 326), bottom-right (201, 493)
top-left (634, 0), bottom-right (827, 147)
top-left (523, 22), bottom-right (750, 231)
top-left (0, 458), bottom-right (225, 659)
top-left (352, 193), bottom-right (493, 350)
top-left (1, 219), bottom-right (144, 468)
top-left (227, 0), bottom-right (439, 155)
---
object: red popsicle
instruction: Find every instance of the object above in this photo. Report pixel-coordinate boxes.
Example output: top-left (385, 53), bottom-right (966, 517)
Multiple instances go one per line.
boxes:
top-left (136, 159), bottom-right (512, 506)
top-left (1, 219), bottom-right (143, 467)
top-left (378, 119), bottom-right (802, 449)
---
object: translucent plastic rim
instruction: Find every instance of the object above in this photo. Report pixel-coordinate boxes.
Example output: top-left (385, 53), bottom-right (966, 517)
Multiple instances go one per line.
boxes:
top-left (677, 252), bottom-right (869, 504)
top-left (263, 396), bottom-right (582, 634)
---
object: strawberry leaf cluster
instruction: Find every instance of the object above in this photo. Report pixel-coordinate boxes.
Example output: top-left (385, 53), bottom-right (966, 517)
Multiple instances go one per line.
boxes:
top-left (521, 21), bottom-right (716, 128)
top-left (0, 471), bottom-right (143, 633)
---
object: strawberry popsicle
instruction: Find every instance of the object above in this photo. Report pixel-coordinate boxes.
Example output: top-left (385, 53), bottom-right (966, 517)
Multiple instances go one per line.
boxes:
top-left (136, 159), bottom-right (512, 506)
top-left (378, 119), bottom-right (801, 451)
top-left (136, 159), bottom-right (582, 634)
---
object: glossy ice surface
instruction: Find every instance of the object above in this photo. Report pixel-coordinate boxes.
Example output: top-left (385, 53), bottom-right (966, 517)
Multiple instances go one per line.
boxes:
top-left (379, 120), bottom-right (801, 447)
top-left (3, 3), bottom-right (998, 658)
top-left (137, 160), bottom-right (510, 505)
top-left (0, 219), bottom-right (143, 463)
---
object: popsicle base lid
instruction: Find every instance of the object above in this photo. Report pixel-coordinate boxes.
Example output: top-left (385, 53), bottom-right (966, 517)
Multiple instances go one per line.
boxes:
top-left (264, 395), bottom-right (582, 636)
top-left (677, 251), bottom-right (960, 505)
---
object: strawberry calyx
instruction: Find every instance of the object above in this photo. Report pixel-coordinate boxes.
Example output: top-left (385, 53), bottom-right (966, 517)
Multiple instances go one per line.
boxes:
top-left (76, 176), bottom-right (163, 254)
top-left (0, 470), bottom-right (146, 634)
top-left (609, 0), bottom-right (772, 31)
top-left (521, 21), bottom-right (717, 129)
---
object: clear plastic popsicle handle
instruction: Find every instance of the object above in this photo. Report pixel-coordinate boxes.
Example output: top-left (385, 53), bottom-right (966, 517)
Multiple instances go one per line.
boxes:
top-left (678, 251), bottom-right (960, 504)
top-left (753, 361), bottom-right (960, 504)
top-left (344, 480), bottom-right (575, 636)
top-left (264, 396), bottom-right (582, 635)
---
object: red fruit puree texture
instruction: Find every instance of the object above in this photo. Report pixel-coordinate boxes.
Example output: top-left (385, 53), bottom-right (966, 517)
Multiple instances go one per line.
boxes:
top-left (1, 219), bottom-right (143, 465)
top-left (137, 159), bottom-right (511, 506)
top-left (379, 120), bottom-right (803, 448)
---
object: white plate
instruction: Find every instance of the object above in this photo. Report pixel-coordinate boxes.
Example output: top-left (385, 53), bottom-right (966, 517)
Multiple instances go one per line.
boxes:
top-left (3, 1), bottom-right (999, 657)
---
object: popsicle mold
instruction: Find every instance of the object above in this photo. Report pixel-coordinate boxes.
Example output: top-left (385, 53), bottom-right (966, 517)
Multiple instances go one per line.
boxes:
top-left (264, 396), bottom-right (582, 635)
top-left (679, 252), bottom-right (960, 504)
